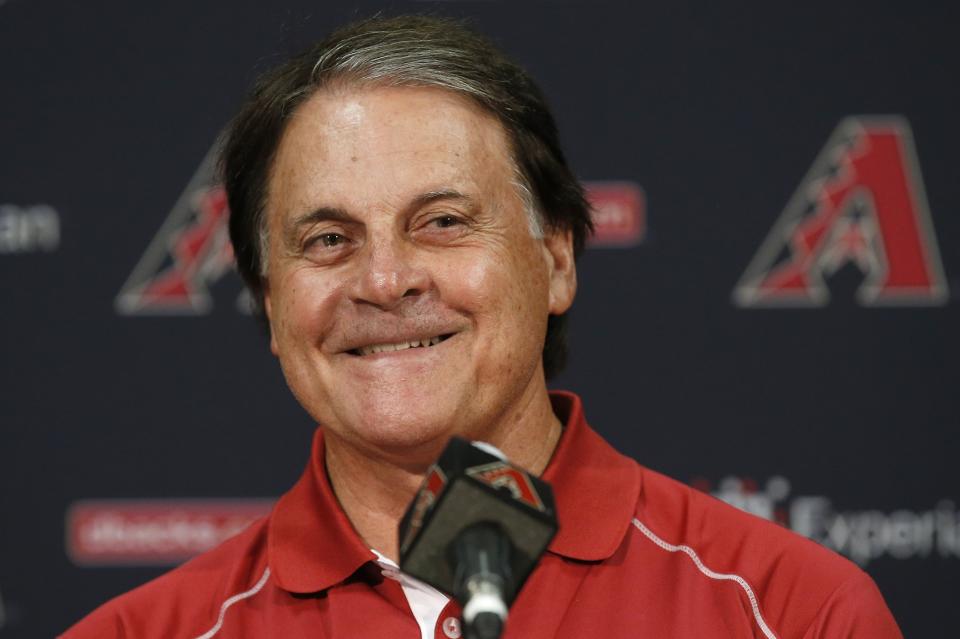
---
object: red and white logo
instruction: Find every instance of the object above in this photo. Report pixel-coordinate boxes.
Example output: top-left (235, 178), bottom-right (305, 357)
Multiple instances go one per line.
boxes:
top-left (66, 499), bottom-right (273, 566)
top-left (115, 145), bottom-right (238, 315)
top-left (466, 462), bottom-right (545, 512)
top-left (585, 181), bottom-right (646, 247)
top-left (734, 117), bottom-right (947, 307)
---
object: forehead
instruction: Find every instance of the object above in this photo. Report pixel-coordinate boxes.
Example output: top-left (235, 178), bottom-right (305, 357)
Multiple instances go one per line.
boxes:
top-left (267, 84), bottom-right (517, 220)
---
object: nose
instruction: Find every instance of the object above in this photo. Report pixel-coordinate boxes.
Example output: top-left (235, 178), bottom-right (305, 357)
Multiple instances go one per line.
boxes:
top-left (349, 234), bottom-right (430, 309)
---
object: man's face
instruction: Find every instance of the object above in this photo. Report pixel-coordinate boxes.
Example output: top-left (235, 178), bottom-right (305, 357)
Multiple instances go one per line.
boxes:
top-left (263, 84), bottom-right (575, 458)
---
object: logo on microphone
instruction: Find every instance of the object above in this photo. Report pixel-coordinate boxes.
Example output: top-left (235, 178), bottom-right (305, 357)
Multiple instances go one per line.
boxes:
top-left (734, 116), bottom-right (947, 307)
top-left (466, 462), bottom-right (546, 512)
top-left (400, 466), bottom-right (448, 553)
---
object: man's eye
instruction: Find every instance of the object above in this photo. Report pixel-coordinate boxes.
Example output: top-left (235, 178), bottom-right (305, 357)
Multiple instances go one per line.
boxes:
top-left (431, 215), bottom-right (461, 229)
top-left (311, 233), bottom-right (346, 248)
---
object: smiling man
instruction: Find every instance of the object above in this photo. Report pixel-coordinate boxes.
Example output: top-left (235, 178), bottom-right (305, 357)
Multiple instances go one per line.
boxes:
top-left (63, 15), bottom-right (901, 639)
top-left (261, 80), bottom-right (574, 562)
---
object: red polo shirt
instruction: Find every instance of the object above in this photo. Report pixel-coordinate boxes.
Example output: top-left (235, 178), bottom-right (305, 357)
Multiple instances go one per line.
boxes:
top-left (62, 392), bottom-right (902, 638)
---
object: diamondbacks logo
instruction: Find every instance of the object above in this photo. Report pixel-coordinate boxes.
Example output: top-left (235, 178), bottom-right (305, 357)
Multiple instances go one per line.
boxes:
top-left (115, 144), bottom-right (238, 314)
top-left (734, 117), bottom-right (947, 307)
top-left (466, 461), bottom-right (545, 512)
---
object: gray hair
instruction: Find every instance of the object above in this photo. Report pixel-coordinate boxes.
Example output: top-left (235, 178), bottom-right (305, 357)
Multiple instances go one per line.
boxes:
top-left (253, 30), bottom-right (547, 273)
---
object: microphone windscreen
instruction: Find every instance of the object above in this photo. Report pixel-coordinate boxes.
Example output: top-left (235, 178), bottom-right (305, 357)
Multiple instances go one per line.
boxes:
top-left (398, 437), bottom-right (558, 603)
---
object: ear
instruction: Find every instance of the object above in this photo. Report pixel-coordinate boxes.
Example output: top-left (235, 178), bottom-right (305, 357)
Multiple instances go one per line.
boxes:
top-left (262, 281), bottom-right (280, 356)
top-left (543, 227), bottom-right (577, 315)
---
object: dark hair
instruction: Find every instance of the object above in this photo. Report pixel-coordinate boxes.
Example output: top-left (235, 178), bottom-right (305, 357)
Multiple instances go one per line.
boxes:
top-left (221, 14), bottom-right (592, 378)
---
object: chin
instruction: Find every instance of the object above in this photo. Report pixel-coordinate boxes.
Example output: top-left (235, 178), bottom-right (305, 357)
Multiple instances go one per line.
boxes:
top-left (336, 393), bottom-right (466, 452)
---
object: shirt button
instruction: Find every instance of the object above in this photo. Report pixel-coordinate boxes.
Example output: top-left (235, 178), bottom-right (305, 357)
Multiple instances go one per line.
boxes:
top-left (442, 617), bottom-right (462, 638)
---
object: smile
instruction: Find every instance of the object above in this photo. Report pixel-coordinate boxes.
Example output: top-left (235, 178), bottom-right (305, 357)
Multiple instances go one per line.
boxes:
top-left (349, 334), bottom-right (454, 356)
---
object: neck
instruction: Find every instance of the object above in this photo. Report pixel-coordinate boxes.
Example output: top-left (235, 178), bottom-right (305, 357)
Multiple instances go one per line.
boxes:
top-left (324, 386), bottom-right (563, 562)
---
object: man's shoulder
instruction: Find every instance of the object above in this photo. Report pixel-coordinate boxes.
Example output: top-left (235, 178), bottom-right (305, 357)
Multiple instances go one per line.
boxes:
top-left (629, 464), bottom-right (900, 638)
top-left (636, 465), bottom-right (856, 579)
top-left (60, 516), bottom-right (271, 639)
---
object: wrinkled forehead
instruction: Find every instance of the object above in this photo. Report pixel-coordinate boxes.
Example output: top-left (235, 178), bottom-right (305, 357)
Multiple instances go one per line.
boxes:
top-left (263, 83), bottom-right (524, 236)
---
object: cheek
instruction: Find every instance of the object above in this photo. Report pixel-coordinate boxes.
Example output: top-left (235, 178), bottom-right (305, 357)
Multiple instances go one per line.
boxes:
top-left (443, 247), bottom-right (549, 332)
top-left (461, 257), bottom-right (499, 308)
top-left (438, 251), bottom-right (515, 318)
top-left (272, 269), bottom-right (342, 347)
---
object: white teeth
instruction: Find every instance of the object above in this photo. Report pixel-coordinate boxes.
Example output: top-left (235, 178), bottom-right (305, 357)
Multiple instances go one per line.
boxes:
top-left (357, 335), bottom-right (445, 356)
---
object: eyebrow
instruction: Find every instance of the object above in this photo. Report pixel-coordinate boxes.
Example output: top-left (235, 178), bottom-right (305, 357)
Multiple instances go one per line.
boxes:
top-left (284, 189), bottom-right (475, 244)
top-left (410, 189), bottom-right (473, 210)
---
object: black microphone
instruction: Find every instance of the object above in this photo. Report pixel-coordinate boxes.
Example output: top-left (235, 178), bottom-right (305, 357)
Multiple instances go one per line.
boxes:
top-left (398, 437), bottom-right (558, 639)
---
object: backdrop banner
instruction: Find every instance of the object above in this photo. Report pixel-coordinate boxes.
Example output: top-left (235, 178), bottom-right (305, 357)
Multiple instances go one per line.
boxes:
top-left (1, 2), bottom-right (956, 637)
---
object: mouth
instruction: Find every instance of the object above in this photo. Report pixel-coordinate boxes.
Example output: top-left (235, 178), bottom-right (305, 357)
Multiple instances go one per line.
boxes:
top-left (347, 333), bottom-right (455, 357)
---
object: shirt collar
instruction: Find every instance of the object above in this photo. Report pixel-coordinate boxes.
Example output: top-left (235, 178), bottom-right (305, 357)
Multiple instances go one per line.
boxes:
top-left (542, 391), bottom-right (642, 561)
top-left (268, 429), bottom-right (376, 593)
top-left (268, 390), bottom-right (641, 592)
